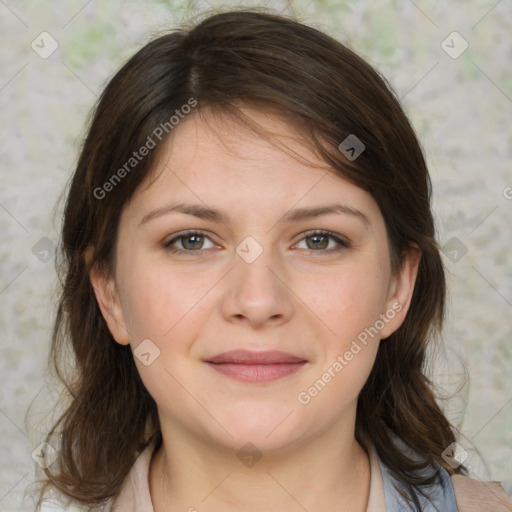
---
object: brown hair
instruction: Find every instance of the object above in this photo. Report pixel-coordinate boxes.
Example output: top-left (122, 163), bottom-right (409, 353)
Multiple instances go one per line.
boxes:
top-left (32, 7), bottom-right (466, 511)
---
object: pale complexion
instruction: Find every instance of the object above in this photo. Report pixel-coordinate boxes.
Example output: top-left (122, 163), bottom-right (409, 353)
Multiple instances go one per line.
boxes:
top-left (90, 106), bottom-right (420, 511)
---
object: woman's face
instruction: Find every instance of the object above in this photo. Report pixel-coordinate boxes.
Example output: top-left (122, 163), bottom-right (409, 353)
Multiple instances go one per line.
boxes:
top-left (91, 106), bottom-right (419, 453)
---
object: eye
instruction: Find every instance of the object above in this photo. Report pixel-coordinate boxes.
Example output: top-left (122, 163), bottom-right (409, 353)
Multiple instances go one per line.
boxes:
top-left (164, 231), bottom-right (217, 254)
top-left (163, 229), bottom-right (350, 256)
top-left (294, 230), bottom-right (350, 252)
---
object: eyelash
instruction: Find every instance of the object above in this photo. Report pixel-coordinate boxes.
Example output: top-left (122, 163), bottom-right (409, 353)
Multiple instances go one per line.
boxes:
top-left (163, 230), bottom-right (350, 255)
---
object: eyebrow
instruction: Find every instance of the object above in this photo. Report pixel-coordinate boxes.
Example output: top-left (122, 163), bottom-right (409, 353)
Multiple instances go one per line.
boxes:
top-left (138, 201), bottom-right (370, 228)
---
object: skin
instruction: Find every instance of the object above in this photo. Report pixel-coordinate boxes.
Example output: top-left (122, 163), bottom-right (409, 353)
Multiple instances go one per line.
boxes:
top-left (90, 106), bottom-right (421, 511)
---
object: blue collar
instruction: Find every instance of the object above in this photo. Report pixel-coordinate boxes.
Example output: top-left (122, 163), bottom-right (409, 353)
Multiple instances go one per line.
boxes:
top-left (376, 437), bottom-right (459, 511)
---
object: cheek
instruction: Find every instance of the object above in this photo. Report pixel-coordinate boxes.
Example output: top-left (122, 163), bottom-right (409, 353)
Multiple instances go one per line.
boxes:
top-left (119, 263), bottom-right (213, 401)
top-left (299, 260), bottom-right (388, 342)
top-left (296, 267), bottom-right (384, 408)
top-left (119, 259), bottom-right (216, 343)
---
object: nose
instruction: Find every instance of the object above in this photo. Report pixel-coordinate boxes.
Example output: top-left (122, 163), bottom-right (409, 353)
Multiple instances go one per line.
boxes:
top-left (220, 242), bottom-right (294, 328)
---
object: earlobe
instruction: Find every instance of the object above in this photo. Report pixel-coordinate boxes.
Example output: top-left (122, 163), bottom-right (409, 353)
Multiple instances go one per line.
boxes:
top-left (89, 261), bottom-right (130, 346)
top-left (380, 244), bottom-right (422, 340)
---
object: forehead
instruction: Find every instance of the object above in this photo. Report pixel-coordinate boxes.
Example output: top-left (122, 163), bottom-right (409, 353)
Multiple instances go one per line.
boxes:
top-left (167, 104), bottom-right (328, 171)
top-left (127, 105), bottom-right (382, 225)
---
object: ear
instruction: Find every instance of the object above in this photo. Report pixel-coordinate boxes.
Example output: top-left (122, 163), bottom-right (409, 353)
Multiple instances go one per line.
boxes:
top-left (87, 250), bottom-right (130, 346)
top-left (380, 243), bottom-right (422, 340)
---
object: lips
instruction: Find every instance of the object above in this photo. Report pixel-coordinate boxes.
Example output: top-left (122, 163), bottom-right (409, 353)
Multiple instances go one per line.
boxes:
top-left (205, 350), bottom-right (307, 383)
top-left (206, 350), bottom-right (306, 364)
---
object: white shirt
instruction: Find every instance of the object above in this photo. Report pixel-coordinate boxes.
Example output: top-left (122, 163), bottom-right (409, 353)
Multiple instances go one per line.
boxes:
top-left (39, 439), bottom-right (512, 511)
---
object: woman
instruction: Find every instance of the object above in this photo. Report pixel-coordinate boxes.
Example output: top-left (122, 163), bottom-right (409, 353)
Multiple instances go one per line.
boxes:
top-left (34, 8), bottom-right (512, 512)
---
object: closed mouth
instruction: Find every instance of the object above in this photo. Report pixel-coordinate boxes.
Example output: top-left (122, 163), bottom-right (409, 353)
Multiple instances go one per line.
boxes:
top-left (204, 350), bottom-right (307, 383)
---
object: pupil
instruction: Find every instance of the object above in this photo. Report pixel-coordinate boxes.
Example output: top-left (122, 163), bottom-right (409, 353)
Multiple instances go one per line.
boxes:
top-left (309, 235), bottom-right (327, 249)
top-left (185, 235), bottom-right (202, 249)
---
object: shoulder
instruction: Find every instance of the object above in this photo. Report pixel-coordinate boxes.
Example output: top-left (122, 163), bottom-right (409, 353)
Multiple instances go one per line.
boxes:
top-left (372, 432), bottom-right (512, 512)
top-left (451, 474), bottom-right (512, 512)
top-left (111, 441), bottom-right (156, 512)
top-left (38, 488), bottom-right (112, 512)
top-left (39, 494), bottom-right (87, 512)
top-left (39, 442), bottom-right (155, 512)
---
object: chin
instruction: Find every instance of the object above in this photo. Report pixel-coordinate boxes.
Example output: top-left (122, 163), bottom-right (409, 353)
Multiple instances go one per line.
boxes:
top-left (202, 402), bottom-right (304, 454)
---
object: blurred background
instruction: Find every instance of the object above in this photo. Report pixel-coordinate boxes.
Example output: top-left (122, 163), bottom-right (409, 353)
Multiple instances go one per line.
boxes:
top-left (0, 0), bottom-right (511, 510)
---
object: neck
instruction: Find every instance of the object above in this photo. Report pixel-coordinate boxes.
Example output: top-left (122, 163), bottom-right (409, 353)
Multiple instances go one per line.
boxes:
top-left (149, 418), bottom-right (371, 512)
